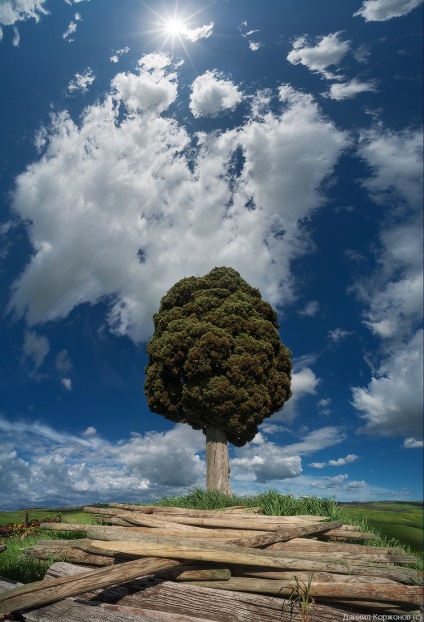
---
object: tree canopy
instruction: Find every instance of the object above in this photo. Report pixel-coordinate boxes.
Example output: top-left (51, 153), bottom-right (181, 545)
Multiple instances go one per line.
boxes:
top-left (144, 267), bottom-right (292, 447)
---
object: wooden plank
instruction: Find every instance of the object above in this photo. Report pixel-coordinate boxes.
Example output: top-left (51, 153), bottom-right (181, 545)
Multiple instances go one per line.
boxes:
top-left (228, 520), bottom-right (342, 547)
top-left (112, 517), bottom-right (270, 538)
top-left (323, 531), bottom-right (377, 540)
top-left (117, 579), bottom-right (349, 622)
top-left (266, 537), bottom-right (402, 554)
top-left (229, 568), bottom-right (399, 584)
top-left (90, 514), bottom-right (330, 531)
top-left (0, 558), bottom-right (181, 616)
top-left (21, 599), bottom-right (173, 622)
top-left (184, 577), bottom-right (423, 606)
top-left (108, 504), bottom-right (262, 515)
top-left (85, 536), bottom-right (422, 583)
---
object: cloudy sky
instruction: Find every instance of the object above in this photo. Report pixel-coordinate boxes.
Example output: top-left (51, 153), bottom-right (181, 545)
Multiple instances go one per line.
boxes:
top-left (0, 0), bottom-right (422, 510)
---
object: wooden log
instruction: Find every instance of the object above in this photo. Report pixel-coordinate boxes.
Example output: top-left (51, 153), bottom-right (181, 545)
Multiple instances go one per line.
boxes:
top-left (112, 517), bottom-right (271, 538)
top-left (117, 578), bottom-right (350, 622)
top-left (228, 520), bottom-right (342, 547)
top-left (266, 537), bottom-right (402, 554)
top-left (107, 514), bottom-right (329, 531)
top-left (323, 531), bottom-right (377, 540)
top-left (230, 568), bottom-right (399, 584)
top-left (31, 563), bottom-right (350, 622)
top-left (84, 534), bottom-right (422, 583)
top-left (108, 503), bottom-right (262, 515)
top-left (38, 523), bottom-right (90, 532)
top-left (159, 567), bottom-right (231, 582)
top-left (0, 558), bottom-right (182, 616)
top-left (184, 577), bottom-right (424, 606)
top-left (26, 546), bottom-right (116, 566)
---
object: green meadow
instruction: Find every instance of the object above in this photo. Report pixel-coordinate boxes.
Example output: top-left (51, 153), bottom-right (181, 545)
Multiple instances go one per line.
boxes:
top-left (339, 501), bottom-right (423, 553)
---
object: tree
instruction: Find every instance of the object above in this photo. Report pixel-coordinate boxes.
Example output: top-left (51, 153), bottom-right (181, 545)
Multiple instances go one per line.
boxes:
top-left (144, 267), bottom-right (292, 494)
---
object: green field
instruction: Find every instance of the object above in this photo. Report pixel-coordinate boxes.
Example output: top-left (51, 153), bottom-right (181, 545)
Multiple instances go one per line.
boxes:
top-left (339, 501), bottom-right (423, 553)
top-left (0, 508), bottom-right (88, 527)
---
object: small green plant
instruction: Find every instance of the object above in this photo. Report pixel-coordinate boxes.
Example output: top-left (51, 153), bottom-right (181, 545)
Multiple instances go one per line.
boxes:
top-left (282, 573), bottom-right (315, 622)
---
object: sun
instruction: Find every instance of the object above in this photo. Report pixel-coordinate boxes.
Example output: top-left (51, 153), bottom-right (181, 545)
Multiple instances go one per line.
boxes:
top-left (164, 18), bottom-right (187, 37)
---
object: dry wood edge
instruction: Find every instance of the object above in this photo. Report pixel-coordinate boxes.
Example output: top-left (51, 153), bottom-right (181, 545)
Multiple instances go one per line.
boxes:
top-left (45, 563), bottom-right (361, 622)
top-left (83, 536), bottom-right (422, 584)
top-left (0, 558), bottom-right (182, 616)
top-left (183, 576), bottom-right (423, 606)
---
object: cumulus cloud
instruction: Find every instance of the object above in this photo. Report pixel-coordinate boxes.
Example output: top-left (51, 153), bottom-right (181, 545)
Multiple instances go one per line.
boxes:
top-left (0, 415), bottom-right (205, 509)
top-left (352, 330), bottom-right (423, 439)
top-left (328, 453), bottom-right (359, 466)
top-left (112, 51), bottom-right (178, 113)
top-left (350, 126), bottom-right (423, 442)
top-left (0, 0), bottom-right (48, 43)
top-left (277, 367), bottom-right (320, 422)
top-left (325, 78), bottom-right (377, 100)
top-left (189, 70), bottom-right (243, 118)
top-left (287, 32), bottom-right (350, 80)
top-left (231, 425), bottom-right (346, 484)
top-left (7, 58), bottom-right (347, 343)
top-left (183, 22), bottom-right (214, 42)
top-left (23, 331), bottom-right (49, 370)
top-left (249, 41), bottom-right (263, 52)
top-left (67, 68), bottom-right (95, 94)
top-left (312, 473), bottom-right (348, 489)
top-left (354, 0), bottom-right (423, 21)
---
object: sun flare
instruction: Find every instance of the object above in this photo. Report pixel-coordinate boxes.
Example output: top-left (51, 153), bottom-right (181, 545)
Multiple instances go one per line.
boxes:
top-left (164, 18), bottom-right (187, 37)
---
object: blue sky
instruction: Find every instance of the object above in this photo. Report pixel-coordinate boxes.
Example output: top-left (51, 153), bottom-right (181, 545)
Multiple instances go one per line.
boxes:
top-left (0, 0), bottom-right (422, 510)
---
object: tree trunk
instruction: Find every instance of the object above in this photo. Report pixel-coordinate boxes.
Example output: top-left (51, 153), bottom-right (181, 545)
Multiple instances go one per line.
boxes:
top-left (205, 426), bottom-right (231, 495)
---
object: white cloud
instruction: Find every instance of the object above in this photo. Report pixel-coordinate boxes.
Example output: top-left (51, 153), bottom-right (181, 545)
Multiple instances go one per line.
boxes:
top-left (110, 46), bottom-right (130, 63)
top-left (299, 300), bottom-right (320, 317)
top-left (7, 60), bottom-right (348, 343)
top-left (0, 415), bottom-right (205, 509)
top-left (276, 367), bottom-right (319, 422)
top-left (189, 70), bottom-right (243, 118)
top-left (325, 78), bottom-right (377, 100)
top-left (403, 438), bottom-right (424, 449)
top-left (354, 0), bottom-right (423, 21)
top-left (249, 41), bottom-right (262, 52)
top-left (287, 32), bottom-right (350, 80)
top-left (61, 377), bottom-right (72, 390)
top-left (328, 328), bottom-right (353, 343)
top-left (231, 425), bottom-right (346, 484)
top-left (112, 52), bottom-right (177, 113)
top-left (350, 126), bottom-right (423, 443)
top-left (352, 330), bottom-right (423, 440)
top-left (0, 0), bottom-right (48, 29)
top-left (183, 22), bottom-right (214, 42)
top-left (63, 20), bottom-right (77, 41)
top-left (23, 331), bottom-right (49, 370)
top-left (309, 461), bottom-right (326, 469)
top-left (67, 68), bottom-right (95, 94)
top-left (328, 453), bottom-right (359, 466)
top-left (312, 473), bottom-right (348, 489)
top-left (56, 349), bottom-right (72, 372)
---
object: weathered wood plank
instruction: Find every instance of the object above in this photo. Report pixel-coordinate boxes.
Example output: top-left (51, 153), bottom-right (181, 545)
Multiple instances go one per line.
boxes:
top-left (0, 558), bottom-right (181, 616)
top-left (266, 537), bottom-right (402, 554)
top-left (184, 577), bottom-right (424, 606)
top-left (21, 599), bottom-right (170, 622)
top-left (117, 579), bottom-right (349, 622)
top-left (85, 536), bottom-right (422, 583)
top-left (228, 520), bottom-right (342, 547)
top-left (323, 529), bottom-right (377, 540)
top-left (108, 504), bottom-right (261, 515)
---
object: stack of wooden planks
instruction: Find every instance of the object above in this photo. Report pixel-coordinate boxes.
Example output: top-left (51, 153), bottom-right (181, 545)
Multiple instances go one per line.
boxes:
top-left (0, 503), bottom-right (422, 621)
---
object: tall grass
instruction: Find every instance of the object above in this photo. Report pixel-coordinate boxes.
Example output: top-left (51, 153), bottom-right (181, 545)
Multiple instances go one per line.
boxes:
top-left (156, 488), bottom-right (342, 518)
top-left (0, 519), bottom-right (90, 583)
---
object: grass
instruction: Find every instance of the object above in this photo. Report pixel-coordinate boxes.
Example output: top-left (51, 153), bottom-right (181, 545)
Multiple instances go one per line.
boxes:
top-left (0, 490), bottom-right (422, 584)
top-left (0, 511), bottom-right (91, 583)
top-left (339, 501), bottom-right (423, 553)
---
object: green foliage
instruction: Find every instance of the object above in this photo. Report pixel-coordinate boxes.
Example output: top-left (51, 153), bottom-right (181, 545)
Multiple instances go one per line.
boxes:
top-left (145, 267), bottom-right (292, 446)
